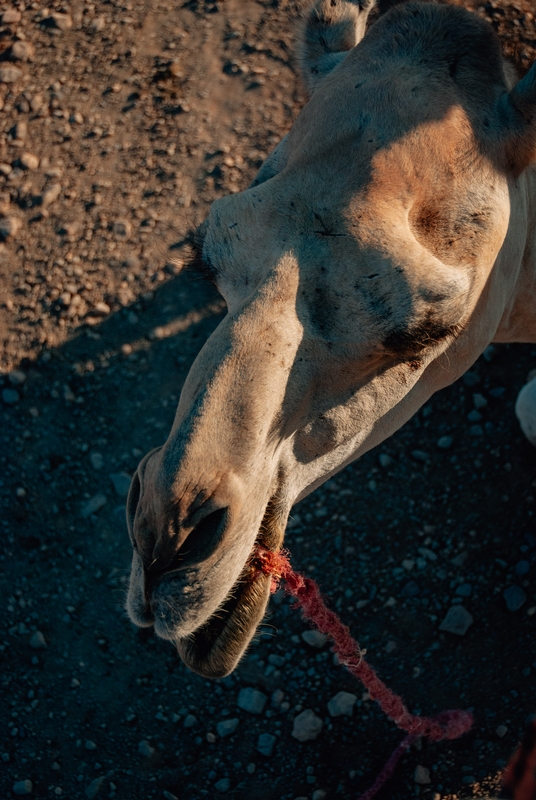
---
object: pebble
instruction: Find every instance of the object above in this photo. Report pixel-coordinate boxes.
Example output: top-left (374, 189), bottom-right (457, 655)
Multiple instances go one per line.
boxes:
top-left (41, 183), bottom-right (61, 208)
top-left (378, 453), bottom-right (392, 467)
top-left (0, 65), bottom-right (22, 83)
top-left (414, 765), bottom-right (431, 785)
top-left (20, 153), bottom-right (39, 170)
top-left (257, 732), bottom-right (276, 756)
top-left (0, 216), bottom-right (21, 240)
top-left (8, 369), bottom-right (26, 385)
top-left (327, 691), bottom-right (357, 717)
top-left (183, 714), bottom-right (198, 728)
top-left (439, 605), bottom-right (473, 636)
top-left (312, 792), bottom-right (327, 800)
top-left (496, 724), bottom-right (508, 738)
top-left (50, 11), bottom-right (73, 29)
top-left (516, 377), bottom-right (536, 445)
top-left (85, 740), bottom-right (97, 750)
top-left (237, 687), bottom-right (267, 715)
top-left (473, 393), bottom-right (487, 409)
top-left (93, 301), bottom-right (111, 316)
top-left (515, 560), bottom-right (530, 576)
top-left (110, 472), bottom-right (132, 498)
top-left (411, 450), bottom-right (429, 462)
top-left (14, 120), bottom-right (27, 141)
top-left (10, 41), bottom-right (34, 61)
top-left (455, 583), bottom-right (472, 597)
top-left (138, 740), bottom-right (155, 757)
top-left (216, 718), bottom-right (239, 738)
top-left (12, 780), bottom-right (33, 795)
top-left (2, 387), bottom-right (20, 404)
top-left (437, 436), bottom-right (453, 449)
top-left (112, 219), bottom-right (132, 240)
top-left (163, 793), bottom-right (178, 800)
top-left (503, 585), bottom-right (526, 612)
top-left (89, 452), bottom-right (104, 470)
top-left (86, 776), bottom-right (105, 798)
top-left (292, 709), bottom-right (323, 741)
top-left (81, 493), bottom-right (107, 518)
top-left (301, 630), bottom-right (328, 649)
top-left (29, 631), bottom-right (47, 649)
top-left (2, 7), bottom-right (22, 23)
top-left (215, 778), bottom-right (230, 792)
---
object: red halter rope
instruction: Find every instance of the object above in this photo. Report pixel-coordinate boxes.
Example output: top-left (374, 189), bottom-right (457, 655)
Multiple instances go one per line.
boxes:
top-left (253, 546), bottom-right (474, 799)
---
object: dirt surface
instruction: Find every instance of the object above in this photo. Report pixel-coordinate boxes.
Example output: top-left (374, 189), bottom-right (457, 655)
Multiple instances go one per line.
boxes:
top-left (2, 0), bottom-right (536, 798)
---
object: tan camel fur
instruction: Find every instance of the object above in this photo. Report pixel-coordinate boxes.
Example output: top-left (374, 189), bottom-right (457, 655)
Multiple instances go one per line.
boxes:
top-left (126, 0), bottom-right (536, 678)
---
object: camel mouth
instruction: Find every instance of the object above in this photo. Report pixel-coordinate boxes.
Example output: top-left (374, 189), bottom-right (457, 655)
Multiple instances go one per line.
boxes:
top-left (176, 555), bottom-right (272, 678)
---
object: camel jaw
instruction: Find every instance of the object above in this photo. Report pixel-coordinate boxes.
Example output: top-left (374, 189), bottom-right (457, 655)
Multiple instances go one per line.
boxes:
top-left (175, 567), bottom-right (272, 678)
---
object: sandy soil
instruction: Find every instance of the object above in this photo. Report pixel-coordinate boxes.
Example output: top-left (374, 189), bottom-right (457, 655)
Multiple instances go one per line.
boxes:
top-left (2, 0), bottom-right (536, 798)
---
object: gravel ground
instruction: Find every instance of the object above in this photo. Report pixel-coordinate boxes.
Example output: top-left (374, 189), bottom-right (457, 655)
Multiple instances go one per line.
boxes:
top-left (1, 0), bottom-right (536, 799)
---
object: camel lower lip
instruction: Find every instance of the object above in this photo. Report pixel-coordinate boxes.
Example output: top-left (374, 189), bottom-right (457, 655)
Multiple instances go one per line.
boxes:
top-left (176, 562), bottom-right (272, 678)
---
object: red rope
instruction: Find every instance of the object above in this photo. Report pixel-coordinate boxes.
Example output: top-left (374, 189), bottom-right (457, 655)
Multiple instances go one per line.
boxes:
top-left (253, 546), bottom-right (473, 799)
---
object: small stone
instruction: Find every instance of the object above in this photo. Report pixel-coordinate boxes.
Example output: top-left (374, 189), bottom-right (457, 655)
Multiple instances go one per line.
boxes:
top-left (112, 219), bottom-right (132, 240)
top-left (81, 493), bottom-right (107, 518)
top-left (93, 301), bottom-right (110, 316)
top-left (439, 605), bottom-right (473, 636)
top-left (50, 11), bottom-right (73, 29)
top-left (163, 793), bottom-right (178, 800)
top-left (515, 560), bottom-right (530, 576)
top-left (257, 732), bottom-right (276, 756)
top-left (516, 377), bottom-right (536, 445)
top-left (467, 409), bottom-right (482, 422)
top-left (411, 450), bottom-right (429, 462)
top-left (327, 691), bottom-right (357, 717)
top-left (29, 631), bottom-right (47, 649)
top-left (8, 369), bottom-right (26, 385)
top-left (414, 765), bottom-right (431, 785)
top-left (10, 41), bottom-right (34, 61)
top-left (312, 792), bottom-right (327, 800)
top-left (85, 776), bottom-right (105, 799)
top-left (2, 8), bottom-right (22, 23)
top-left (215, 778), bottom-right (230, 792)
top-left (30, 93), bottom-right (44, 113)
top-left (216, 718), bottom-right (239, 738)
top-left (89, 16), bottom-right (106, 32)
top-left (138, 740), bottom-right (155, 757)
top-left (110, 472), bottom-right (132, 498)
top-left (437, 435), bottom-right (453, 449)
top-left (504, 586), bottom-right (526, 612)
top-left (473, 393), bottom-right (487, 409)
top-left (13, 780), bottom-right (33, 795)
top-left (0, 216), bottom-right (21, 240)
top-left (89, 452), bottom-right (104, 470)
top-left (301, 630), bottom-right (328, 648)
top-left (2, 387), bottom-right (20, 404)
top-left (0, 65), bottom-right (22, 82)
top-left (41, 183), bottom-right (61, 208)
top-left (400, 580), bottom-right (420, 597)
top-left (237, 687), bottom-right (267, 715)
top-left (496, 724), bottom-right (508, 738)
top-left (271, 689), bottom-right (285, 708)
top-left (85, 740), bottom-right (97, 750)
top-left (183, 714), bottom-right (198, 728)
top-left (455, 583), bottom-right (472, 597)
top-left (20, 153), bottom-right (39, 170)
top-left (292, 709), bottom-right (323, 741)
top-left (379, 453), bottom-right (392, 467)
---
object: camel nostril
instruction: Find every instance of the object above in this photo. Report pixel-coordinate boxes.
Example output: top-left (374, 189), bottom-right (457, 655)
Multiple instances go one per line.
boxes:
top-left (175, 507), bottom-right (228, 567)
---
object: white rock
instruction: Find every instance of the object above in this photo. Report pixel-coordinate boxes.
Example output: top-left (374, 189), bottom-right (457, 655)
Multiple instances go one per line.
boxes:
top-left (41, 183), bottom-right (61, 208)
top-left (50, 11), bottom-right (73, 29)
top-left (0, 216), bottom-right (21, 240)
top-left (414, 765), bottom-right (431, 785)
top-left (496, 724), bottom-right (508, 738)
top-left (2, 8), bottom-right (22, 23)
top-left (292, 709), bottom-right (323, 741)
top-left (8, 369), bottom-right (26, 385)
top-left (237, 687), bottom-right (267, 715)
top-left (439, 605), bottom-right (473, 636)
top-left (13, 780), bottom-right (32, 795)
top-left (11, 41), bottom-right (34, 61)
top-left (93, 301), bottom-right (110, 316)
top-left (14, 120), bottom-right (27, 140)
top-left (257, 732), bottom-right (276, 756)
top-left (216, 718), bottom-right (239, 738)
top-left (20, 153), bottom-right (39, 170)
top-left (0, 65), bottom-right (22, 82)
top-left (138, 740), bottom-right (154, 757)
top-left (81, 493), bottom-right (107, 518)
top-left (327, 691), bottom-right (357, 717)
top-left (110, 472), bottom-right (132, 497)
top-left (516, 377), bottom-right (536, 445)
top-left (29, 631), bottom-right (47, 649)
top-left (301, 630), bottom-right (328, 648)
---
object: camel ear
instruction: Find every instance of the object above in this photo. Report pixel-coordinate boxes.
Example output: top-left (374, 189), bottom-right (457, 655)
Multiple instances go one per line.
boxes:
top-left (500, 62), bottom-right (536, 175)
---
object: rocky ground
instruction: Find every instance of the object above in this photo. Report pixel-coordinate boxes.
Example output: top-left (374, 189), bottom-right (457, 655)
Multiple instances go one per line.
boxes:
top-left (2, 0), bottom-right (536, 798)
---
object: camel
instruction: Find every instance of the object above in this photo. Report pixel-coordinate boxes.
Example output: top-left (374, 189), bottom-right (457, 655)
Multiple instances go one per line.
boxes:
top-left (126, 0), bottom-right (536, 679)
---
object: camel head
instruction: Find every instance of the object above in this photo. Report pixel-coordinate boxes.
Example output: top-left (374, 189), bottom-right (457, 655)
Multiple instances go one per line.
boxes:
top-left (126, 1), bottom-right (536, 677)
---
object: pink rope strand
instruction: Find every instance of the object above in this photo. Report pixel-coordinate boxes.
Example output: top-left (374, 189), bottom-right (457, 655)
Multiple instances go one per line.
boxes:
top-left (253, 546), bottom-right (473, 799)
